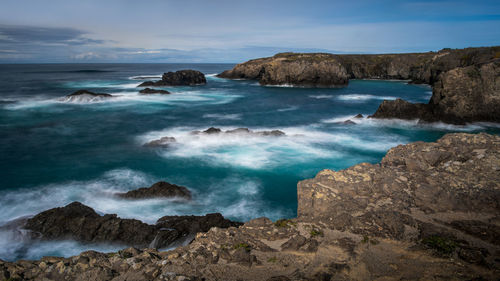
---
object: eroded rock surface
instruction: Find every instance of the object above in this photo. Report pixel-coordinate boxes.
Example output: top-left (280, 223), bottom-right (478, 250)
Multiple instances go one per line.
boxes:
top-left (4, 133), bottom-right (499, 280)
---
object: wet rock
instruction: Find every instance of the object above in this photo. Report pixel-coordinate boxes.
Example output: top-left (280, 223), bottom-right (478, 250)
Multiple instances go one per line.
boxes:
top-left (353, 114), bottom-right (364, 119)
top-left (139, 88), bottom-right (171, 95)
top-left (116, 181), bottom-right (191, 200)
top-left (203, 127), bottom-right (222, 134)
top-left (143, 136), bottom-right (176, 147)
top-left (61, 89), bottom-right (114, 103)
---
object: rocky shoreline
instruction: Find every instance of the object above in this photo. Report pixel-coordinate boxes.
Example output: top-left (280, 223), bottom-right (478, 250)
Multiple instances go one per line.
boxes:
top-left (218, 47), bottom-right (500, 124)
top-left (2, 132), bottom-right (499, 280)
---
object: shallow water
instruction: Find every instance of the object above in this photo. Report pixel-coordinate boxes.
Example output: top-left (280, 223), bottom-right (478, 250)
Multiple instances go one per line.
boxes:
top-left (1, 63), bottom-right (499, 260)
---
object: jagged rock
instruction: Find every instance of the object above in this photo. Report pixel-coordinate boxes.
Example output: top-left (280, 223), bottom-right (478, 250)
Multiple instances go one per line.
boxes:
top-left (138, 88), bottom-right (171, 94)
top-left (369, 98), bottom-right (433, 120)
top-left (203, 127), bottom-right (222, 134)
top-left (257, 130), bottom-right (286, 136)
top-left (138, 70), bottom-right (206, 87)
top-left (353, 114), bottom-right (364, 118)
top-left (116, 181), bottom-right (191, 200)
top-left (143, 136), bottom-right (176, 147)
top-left (60, 89), bottom-right (114, 103)
top-left (23, 202), bottom-right (240, 249)
top-left (192, 127), bottom-right (286, 137)
top-left (341, 119), bottom-right (356, 125)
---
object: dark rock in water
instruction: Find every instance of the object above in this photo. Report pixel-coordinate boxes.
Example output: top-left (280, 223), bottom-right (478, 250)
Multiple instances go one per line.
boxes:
top-left (342, 120), bottom-right (356, 125)
top-left (226, 128), bottom-right (251, 134)
top-left (67, 89), bottom-right (113, 98)
top-left (203, 127), bottom-right (222, 134)
top-left (369, 98), bottom-right (433, 121)
top-left (139, 88), bottom-right (171, 95)
top-left (353, 114), bottom-right (364, 119)
top-left (258, 130), bottom-right (286, 136)
top-left (23, 201), bottom-right (241, 249)
top-left (138, 70), bottom-right (206, 87)
top-left (143, 136), bottom-right (176, 147)
top-left (116, 181), bottom-right (191, 200)
top-left (61, 89), bottom-right (114, 103)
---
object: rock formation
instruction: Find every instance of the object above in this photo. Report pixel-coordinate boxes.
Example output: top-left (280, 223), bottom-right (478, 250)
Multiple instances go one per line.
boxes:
top-left (218, 47), bottom-right (500, 124)
top-left (22, 202), bottom-right (240, 250)
top-left (192, 127), bottom-right (286, 136)
top-left (116, 181), bottom-right (191, 200)
top-left (138, 70), bottom-right (206, 87)
top-left (60, 89), bottom-right (114, 103)
top-left (139, 88), bottom-right (171, 95)
top-left (143, 137), bottom-right (176, 148)
top-left (3, 133), bottom-right (499, 280)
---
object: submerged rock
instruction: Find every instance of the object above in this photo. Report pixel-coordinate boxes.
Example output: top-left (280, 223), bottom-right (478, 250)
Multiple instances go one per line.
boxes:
top-left (23, 201), bottom-right (240, 249)
top-left (116, 181), bottom-right (191, 200)
top-left (143, 136), bottom-right (176, 147)
top-left (61, 89), bottom-right (114, 103)
top-left (138, 88), bottom-right (171, 95)
top-left (196, 127), bottom-right (286, 136)
top-left (138, 70), bottom-right (206, 87)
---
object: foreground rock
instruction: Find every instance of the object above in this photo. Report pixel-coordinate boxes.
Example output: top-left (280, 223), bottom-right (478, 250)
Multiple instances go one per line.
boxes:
top-left (60, 89), bottom-right (114, 103)
top-left (116, 181), bottom-right (191, 200)
top-left (138, 70), bottom-right (206, 87)
top-left (23, 202), bottom-right (241, 250)
top-left (139, 88), bottom-right (171, 95)
top-left (219, 47), bottom-right (500, 123)
top-left (4, 133), bottom-right (499, 280)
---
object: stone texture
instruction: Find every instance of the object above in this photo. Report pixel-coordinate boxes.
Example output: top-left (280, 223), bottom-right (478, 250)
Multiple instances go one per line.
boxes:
top-left (116, 181), bottom-right (191, 200)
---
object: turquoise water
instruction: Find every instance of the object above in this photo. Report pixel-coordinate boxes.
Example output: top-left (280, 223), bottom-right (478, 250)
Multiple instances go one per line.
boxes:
top-left (1, 63), bottom-right (499, 260)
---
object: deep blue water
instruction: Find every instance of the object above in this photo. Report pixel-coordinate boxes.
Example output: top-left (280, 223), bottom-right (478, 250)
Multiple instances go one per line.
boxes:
top-left (1, 63), bottom-right (499, 260)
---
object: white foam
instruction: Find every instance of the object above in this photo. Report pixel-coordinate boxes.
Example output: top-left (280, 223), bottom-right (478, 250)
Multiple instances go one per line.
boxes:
top-left (309, 95), bottom-right (333, 99)
top-left (128, 74), bottom-right (162, 80)
top-left (277, 106), bottom-right (299, 112)
top-left (203, 113), bottom-right (242, 120)
top-left (336, 94), bottom-right (397, 101)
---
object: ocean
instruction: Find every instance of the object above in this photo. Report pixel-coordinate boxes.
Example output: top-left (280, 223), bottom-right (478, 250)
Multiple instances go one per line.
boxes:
top-left (1, 63), bottom-right (499, 260)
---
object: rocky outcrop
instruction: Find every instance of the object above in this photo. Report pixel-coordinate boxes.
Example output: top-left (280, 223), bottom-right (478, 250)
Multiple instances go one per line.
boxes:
top-left (139, 88), bottom-right (171, 95)
top-left (143, 136), bottom-right (176, 147)
top-left (219, 47), bottom-right (500, 124)
top-left (192, 127), bottom-right (286, 136)
top-left (116, 181), bottom-right (191, 200)
top-left (23, 202), bottom-right (241, 249)
top-left (138, 70), bottom-right (206, 87)
top-left (5, 133), bottom-right (500, 280)
top-left (60, 89), bottom-right (114, 103)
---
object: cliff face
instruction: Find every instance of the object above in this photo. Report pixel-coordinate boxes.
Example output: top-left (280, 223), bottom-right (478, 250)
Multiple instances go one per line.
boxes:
top-left (3, 133), bottom-right (499, 280)
top-left (219, 47), bottom-right (500, 124)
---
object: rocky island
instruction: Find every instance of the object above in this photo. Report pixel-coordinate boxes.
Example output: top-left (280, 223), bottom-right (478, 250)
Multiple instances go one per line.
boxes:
top-left (139, 70), bottom-right (207, 87)
top-left (2, 132), bottom-right (499, 280)
top-left (218, 47), bottom-right (500, 124)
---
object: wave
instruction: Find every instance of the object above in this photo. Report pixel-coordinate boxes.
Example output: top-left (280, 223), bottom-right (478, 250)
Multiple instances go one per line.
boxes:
top-left (0, 168), bottom-right (290, 260)
top-left (336, 94), bottom-right (397, 101)
top-left (277, 106), bottom-right (299, 112)
top-left (24, 70), bottom-right (115, 74)
top-left (203, 113), bottom-right (241, 120)
top-left (309, 95), bottom-right (333, 99)
top-left (128, 75), bottom-right (162, 80)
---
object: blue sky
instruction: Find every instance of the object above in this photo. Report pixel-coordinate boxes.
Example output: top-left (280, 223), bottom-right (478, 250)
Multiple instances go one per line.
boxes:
top-left (0, 0), bottom-right (499, 63)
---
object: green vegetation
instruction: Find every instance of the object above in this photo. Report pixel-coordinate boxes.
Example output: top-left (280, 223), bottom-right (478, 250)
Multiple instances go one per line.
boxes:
top-left (107, 252), bottom-right (118, 258)
top-left (422, 235), bottom-right (457, 256)
top-left (233, 243), bottom-right (251, 252)
top-left (310, 229), bottom-right (324, 237)
top-left (267, 257), bottom-right (277, 263)
top-left (274, 219), bottom-right (296, 228)
top-left (361, 235), bottom-right (379, 245)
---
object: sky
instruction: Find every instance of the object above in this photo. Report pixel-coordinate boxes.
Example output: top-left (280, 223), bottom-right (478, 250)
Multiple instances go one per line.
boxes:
top-left (0, 0), bottom-right (499, 63)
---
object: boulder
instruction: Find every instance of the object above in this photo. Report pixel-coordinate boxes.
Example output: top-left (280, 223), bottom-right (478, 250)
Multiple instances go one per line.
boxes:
top-left (203, 127), bottom-right (222, 134)
top-left (369, 98), bottom-right (434, 121)
top-left (116, 181), bottom-right (191, 200)
top-left (60, 89), bottom-right (114, 103)
top-left (138, 88), bottom-right (171, 95)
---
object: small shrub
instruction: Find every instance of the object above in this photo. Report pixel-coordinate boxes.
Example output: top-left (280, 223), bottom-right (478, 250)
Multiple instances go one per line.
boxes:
top-left (274, 219), bottom-right (296, 228)
top-left (361, 236), bottom-right (370, 244)
top-left (422, 235), bottom-right (457, 255)
top-left (233, 243), bottom-right (251, 252)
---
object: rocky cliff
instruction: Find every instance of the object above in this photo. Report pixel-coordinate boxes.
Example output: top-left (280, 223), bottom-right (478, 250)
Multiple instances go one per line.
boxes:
top-left (2, 133), bottom-right (499, 280)
top-left (218, 47), bottom-right (500, 124)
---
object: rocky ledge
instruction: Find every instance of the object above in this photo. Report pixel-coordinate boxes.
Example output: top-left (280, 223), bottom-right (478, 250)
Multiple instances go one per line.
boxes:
top-left (2, 132), bottom-right (499, 280)
top-left (219, 47), bottom-right (500, 124)
top-left (22, 201), bottom-right (240, 250)
top-left (139, 70), bottom-right (206, 87)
